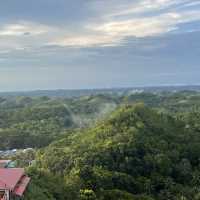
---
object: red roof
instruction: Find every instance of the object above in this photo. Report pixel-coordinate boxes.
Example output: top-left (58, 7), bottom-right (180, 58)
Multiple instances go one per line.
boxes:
top-left (0, 168), bottom-right (24, 190)
top-left (0, 168), bottom-right (30, 197)
top-left (14, 176), bottom-right (31, 196)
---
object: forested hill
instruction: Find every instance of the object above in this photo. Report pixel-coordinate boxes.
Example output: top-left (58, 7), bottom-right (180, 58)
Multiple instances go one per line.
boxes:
top-left (0, 95), bottom-right (118, 150)
top-left (1, 90), bottom-right (200, 150)
top-left (25, 103), bottom-right (200, 200)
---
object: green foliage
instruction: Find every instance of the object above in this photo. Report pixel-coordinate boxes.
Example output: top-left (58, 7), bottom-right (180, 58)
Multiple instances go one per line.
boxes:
top-left (2, 91), bottom-right (200, 199)
top-left (80, 189), bottom-right (97, 200)
top-left (0, 95), bottom-right (117, 149)
top-left (25, 166), bottom-right (68, 200)
top-left (30, 102), bottom-right (200, 200)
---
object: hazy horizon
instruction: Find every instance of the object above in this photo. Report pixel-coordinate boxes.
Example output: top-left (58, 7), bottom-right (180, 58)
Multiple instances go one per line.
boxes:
top-left (0, 0), bottom-right (200, 91)
top-left (0, 84), bottom-right (200, 93)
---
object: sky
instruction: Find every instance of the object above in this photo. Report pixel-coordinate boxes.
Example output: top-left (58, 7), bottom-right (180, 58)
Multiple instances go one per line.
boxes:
top-left (0, 0), bottom-right (200, 91)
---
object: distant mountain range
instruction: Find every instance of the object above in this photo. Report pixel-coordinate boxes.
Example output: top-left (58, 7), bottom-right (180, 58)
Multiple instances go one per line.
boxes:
top-left (0, 85), bottom-right (200, 97)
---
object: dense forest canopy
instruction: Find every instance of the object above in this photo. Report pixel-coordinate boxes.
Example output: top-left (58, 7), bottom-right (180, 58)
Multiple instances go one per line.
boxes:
top-left (1, 89), bottom-right (200, 200)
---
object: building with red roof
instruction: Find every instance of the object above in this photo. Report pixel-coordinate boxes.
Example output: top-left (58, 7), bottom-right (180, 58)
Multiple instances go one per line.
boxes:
top-left (0, 167), bottom-right (30, 200)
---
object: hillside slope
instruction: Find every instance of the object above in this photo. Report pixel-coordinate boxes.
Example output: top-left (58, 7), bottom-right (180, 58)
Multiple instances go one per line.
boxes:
top-left (26, 103), bottom-right (200, 200)
top-left (0, 95), bottom-right (117, 150)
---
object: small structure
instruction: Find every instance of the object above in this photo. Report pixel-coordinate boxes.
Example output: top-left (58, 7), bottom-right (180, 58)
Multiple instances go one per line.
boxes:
top-left (0, 161), bottom-right (16, 169)
top-left (0, 161), bottom-right (30, 200)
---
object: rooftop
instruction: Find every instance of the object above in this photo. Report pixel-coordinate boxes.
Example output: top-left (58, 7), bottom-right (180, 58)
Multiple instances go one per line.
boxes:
top-left (0, 168), bottom-right (30, 197)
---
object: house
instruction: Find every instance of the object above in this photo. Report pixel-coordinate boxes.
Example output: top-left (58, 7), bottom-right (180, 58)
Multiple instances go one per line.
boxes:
top-left (0, 167), bottom-right (30, 200)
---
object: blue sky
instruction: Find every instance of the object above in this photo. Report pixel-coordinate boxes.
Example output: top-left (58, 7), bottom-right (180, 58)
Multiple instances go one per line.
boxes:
top-left (0, 0), bottom-right (200, 91)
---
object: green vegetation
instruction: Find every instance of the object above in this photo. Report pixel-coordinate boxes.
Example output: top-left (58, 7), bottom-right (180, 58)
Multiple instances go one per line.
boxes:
top-left (1, 90), bottom-right (200, 199)
top-left (0, 95), bottom-right (117, 149)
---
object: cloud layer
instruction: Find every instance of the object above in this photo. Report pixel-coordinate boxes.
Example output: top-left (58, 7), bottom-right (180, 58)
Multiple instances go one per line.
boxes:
top-left (0, 0), bottom-right (199, 90)
top-left (0, 0), bottom-right (200, 49)
top-left (52, 0), bottom-right (200, 47)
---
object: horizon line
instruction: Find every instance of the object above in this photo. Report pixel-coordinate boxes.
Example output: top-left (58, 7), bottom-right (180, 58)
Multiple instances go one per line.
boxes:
top-left (0, 84), bottom-right (200, 94)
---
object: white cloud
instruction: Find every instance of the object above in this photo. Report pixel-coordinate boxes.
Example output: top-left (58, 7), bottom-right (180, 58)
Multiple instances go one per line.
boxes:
top-left (0, 22), bottom-right (51, 36)
top-left (92, 11), bottom-right (200, 37)
top-left (0, 21), bottom-right (57, 51)
top-left (182, 1), bottom-right (200, 8)
top-left (50, 0), bottom-right (200, 47)
top-left (106, 0), bottom-right (178, 17)
top-left (52, 10), bottom-right (200, 47)
top-left (94, 0), bottom-right (192, 19)
top-left (0, 0), bottom-right (200, 48)
top-left (49, 34), bottom-right (123, 47)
